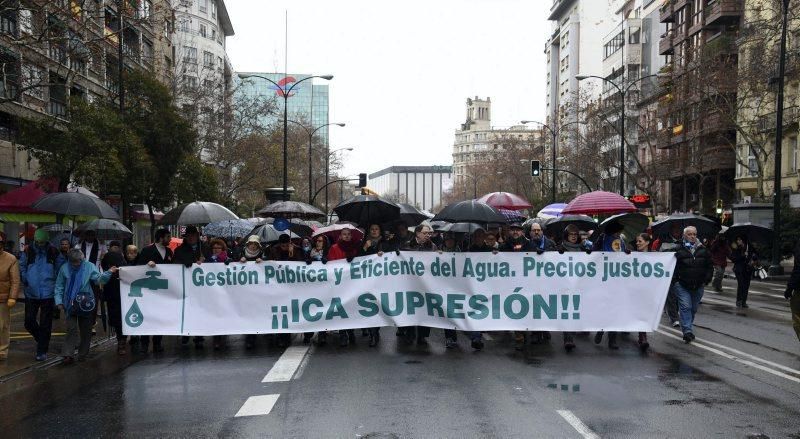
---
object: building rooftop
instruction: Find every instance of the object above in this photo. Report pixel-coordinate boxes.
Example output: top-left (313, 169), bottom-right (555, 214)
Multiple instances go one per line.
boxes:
top-left (368, 166), bottom-right (452, 180)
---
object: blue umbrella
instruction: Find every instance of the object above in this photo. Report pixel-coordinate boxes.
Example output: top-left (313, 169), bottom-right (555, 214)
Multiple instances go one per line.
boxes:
top-left (203, 219), bottom-right (255, 239)
top-left (537, 203), bottom-right (567, 218)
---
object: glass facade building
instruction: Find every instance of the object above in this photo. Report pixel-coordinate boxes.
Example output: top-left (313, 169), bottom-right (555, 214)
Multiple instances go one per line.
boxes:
top-left (235, 72), bottom-right (330, 144)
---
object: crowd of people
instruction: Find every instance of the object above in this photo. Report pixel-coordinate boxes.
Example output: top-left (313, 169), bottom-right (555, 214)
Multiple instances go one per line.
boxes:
top-left (0, 217), bottom-right (799, 365)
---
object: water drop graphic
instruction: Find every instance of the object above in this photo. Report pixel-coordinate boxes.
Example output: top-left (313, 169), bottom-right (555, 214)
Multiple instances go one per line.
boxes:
top-left (125, 300), bottom-right (144, 328)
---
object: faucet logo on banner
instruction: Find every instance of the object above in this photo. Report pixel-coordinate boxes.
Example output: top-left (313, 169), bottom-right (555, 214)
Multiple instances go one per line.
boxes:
top-left (126, 271), bottom-right (169, 329)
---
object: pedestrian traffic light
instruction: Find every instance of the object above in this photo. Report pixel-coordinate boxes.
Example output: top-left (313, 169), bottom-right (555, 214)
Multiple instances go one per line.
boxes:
top-left (716, 199), bottom-right (723, 214)
top-left (531, 160), bottom-right (541, 177)
top-left (358, 173), bottom-right (367, 188)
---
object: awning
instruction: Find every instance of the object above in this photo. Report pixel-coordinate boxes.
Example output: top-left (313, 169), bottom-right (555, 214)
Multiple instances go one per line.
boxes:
top-left (0, 179), bottom-right (57, 214)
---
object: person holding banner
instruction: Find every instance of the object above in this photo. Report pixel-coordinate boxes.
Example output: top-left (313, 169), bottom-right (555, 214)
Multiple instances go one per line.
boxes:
top-left (208, 239), bottom-right (230, 350)
top-left (526, 222), bottom-right (557, 345)
top-left (592, 221), bottom-right (627, 350)
top-left (268, 234), bottom-right (304, 348)
top-left (360, 224), bottom-right (391, 347)
top-left (557, 225), bottom-right (584, 352)
top-left (138, 229), bottom-right (174, 354)
top-left (327, 228), bottom-right (361, 347)
top-left (173, 226), bottom-right (208, 349)
top-left (673, 226), bottom-right (713, 344)
top-left (400, 223), bottom-right (438, 346)
top-left (239, 236), bottom-right (265, 349)
top-left (502, 223), bottom-right (530, 350)
top-left (634, 233), bottom-right (654, 352)
top-left (784, 239), bottom-right (800, 343)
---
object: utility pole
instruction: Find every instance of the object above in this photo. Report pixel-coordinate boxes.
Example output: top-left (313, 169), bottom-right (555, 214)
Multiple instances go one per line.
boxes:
top-left (770, 0), bottom-right (790, 275)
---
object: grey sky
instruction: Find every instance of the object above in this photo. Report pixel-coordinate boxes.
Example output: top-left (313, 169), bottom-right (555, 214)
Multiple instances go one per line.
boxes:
top-left (225, 0), bottom-right (549, 178)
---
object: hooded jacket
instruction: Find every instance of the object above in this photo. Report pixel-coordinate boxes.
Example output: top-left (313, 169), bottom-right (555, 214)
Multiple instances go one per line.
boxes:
top-left (674, 241), bottom-right (713, 290)
top-left (54, 261), bottom-right (112, 311)
top-left (19, 243), bottom-right (62, 299)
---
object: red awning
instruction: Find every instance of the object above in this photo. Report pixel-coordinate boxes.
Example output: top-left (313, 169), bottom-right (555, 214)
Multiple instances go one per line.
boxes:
top-left (0, 179), bottom-right (57, 214)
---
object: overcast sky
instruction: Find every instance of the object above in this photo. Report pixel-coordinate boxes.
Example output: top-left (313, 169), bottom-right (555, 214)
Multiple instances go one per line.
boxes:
top-left (225, 0), bottom-right (550, 177)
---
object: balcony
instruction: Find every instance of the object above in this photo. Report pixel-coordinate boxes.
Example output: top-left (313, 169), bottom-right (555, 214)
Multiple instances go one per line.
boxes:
top-left (756, 107), bottom-right (800, 132)
top-left (48, 100), bottom-right (67, 118)
top-left (660, 1), bottom-right (674, 23)
top-left (705, 0), bottom-right (743, 26)
top-left (659, 31), bottom-right (674, 55)
top-left (698, 112), bottom-right (734, 136)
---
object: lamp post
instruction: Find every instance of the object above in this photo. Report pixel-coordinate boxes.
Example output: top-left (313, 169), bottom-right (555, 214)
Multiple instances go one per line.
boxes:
top-left (325, 146), bottom-right (354, 215)
top-left (238, 73), bottom-right (334, 201)
top-left (455, 173), bottom-right (477, 199)
top-left (288, 120), bottom-right (345, 203)
top-left (576, 73), bottom-right (659, 196)
top-left (770, 0), bottom-right (791, 275)
top-left (521, 120), bottom-right (584, 203)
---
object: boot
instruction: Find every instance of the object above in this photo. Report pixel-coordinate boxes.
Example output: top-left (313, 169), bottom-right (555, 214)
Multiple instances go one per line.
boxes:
top-left (317, 332), bottom-right (327, 346)
top-left (339, 331), bottom-right (349, 347)
top-left (594, 331), bottom-right (604, 344)
top-left (608, 332), bottom-right (619, 350)
top-left (564, 334), bottom-right (576, 352)
top-left (347, 330), bottom-right (356, 345)
top-left (117, 340), bottom-right (127, 356)
top-left (368, 328), bottom-right (380, 347)
top-left (638, 333), bottom-right (649, 352)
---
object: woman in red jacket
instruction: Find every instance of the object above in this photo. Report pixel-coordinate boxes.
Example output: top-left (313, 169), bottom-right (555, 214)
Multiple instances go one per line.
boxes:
top-left (327, 228), bottom-right (361, 347)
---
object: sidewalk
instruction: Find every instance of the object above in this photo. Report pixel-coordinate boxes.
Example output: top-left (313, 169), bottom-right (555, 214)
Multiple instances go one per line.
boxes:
top-left (0, 302), bottom-right (115, 382)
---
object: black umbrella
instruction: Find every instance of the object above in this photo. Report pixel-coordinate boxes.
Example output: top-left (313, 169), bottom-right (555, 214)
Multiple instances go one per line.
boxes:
top-left (261, 217), bottom-right (318, 237)
top-left (429, 220), bottom-right (449, 231)
top-left (159, 201), bottom-right (239, 226)
top-left (75, 219), bottom-right (133, 241)
top-left (31, 192), bottom-right (120, 219)
top-left (432, 200), bottom-right (506, 224)
top-left (246, 224), bottom-right (300, 243)
top-left (544, 215), bottom-right (597, 239)
top-left (651, 213), bottom-right (721, 240)
top-left (333, 195), bottom-right (401, 227)
top-left (441, 222), bottom-right (485, 234)
top-left (257, 201), bottom-right (326, 221)
top-left (598, 213), bottom-right (650, 241)
top-left (724, 223), bottom-right (774, 246)
top-left (41, 224), bottom-right (74, 245)
top-left (398, 203), bottom-right (432, 227)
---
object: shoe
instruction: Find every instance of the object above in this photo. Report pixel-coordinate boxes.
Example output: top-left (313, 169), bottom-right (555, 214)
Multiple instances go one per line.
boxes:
top-left (445, 338), bottom-right (458, 349)
top-left (638, 334), bottom-right (649, 352)
top-left (348, 331), bottom-right (356, 344)
top-left (672, 320), bottom-right (681, 328)
top-left (741, 303), bottom-right (749, 309)
top-left (317, 332), bottom-right (327, 346)
top-left (564, 336), bottom-right (576, 352)
top-left (339, 332), bottom-right (349, 347)
top-left (35, 353), bottom-right (47, 361)
top-left (361, 328), bottom-right (369, 337)
top-left (62, 356), bottom-right (74, 365)
top-left (302, 334), bottom-right (312, 345)
top-left (471, 338), bottom-right (484, 350)
top-left (683, 332), bottom-right (694, 344)
top-left (594, 331), bottom-right (604, 344)
top-left (368, 333), bottom-right (379, 348)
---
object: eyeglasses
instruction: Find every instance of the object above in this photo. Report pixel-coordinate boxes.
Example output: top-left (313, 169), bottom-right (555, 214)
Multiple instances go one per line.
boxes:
top-left (422, 231), bottom-right (433, 235)
top-left (568, 233), bottom-right (579, 236)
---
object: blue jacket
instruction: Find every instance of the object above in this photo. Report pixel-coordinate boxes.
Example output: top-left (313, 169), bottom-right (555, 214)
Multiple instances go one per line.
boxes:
top-left (19, 244), bottom-right (64, 300)
top-left (54, 261), bottom-right (112, 308)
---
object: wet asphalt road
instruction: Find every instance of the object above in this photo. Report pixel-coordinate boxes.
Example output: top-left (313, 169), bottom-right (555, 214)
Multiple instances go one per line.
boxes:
top-left (2, 277), bottom-right (799, 438)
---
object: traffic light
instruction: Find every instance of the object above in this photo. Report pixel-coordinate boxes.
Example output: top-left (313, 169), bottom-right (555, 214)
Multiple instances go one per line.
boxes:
top-left (531, 160), bottom-right (541, 177)
top-left (716, 199), bottom-right (723, 214)
top-left (358, 173), bottom-right (367, 188)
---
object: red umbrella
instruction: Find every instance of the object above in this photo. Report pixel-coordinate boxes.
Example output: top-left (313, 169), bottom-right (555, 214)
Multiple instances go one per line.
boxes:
top-left (312, 223), bottom-right (364, 243)
top-left (476, 192), bottom-right (532, 211)
top-left (561, 191), bottom-right (637, 216)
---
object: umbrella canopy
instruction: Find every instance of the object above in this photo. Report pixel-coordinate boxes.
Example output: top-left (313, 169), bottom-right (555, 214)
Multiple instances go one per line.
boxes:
top-left (40, 224), bottom-right (73, 245)
top-left (398, 203), bottom-right (433, 227)
top-left (312, 223), bottom-right (364, 243)
top-left (476, 192), bottom-right (533, 211)
top-left (544, 215), bottom-right (597, 239)
top-left (537, 203), bottom-right (568, 218)
top-left (429, 220), bottom-right (450, 231)
top-left (246, 224), bottom-right (300, 244)
top-left (74, 219), bottom-right (133, 241)
top-left (433, 200), bottom-right (506, 224)
top-left (333, 195), bottom-right (401, 227)
top-left (724, 223), bottom-right (774, 246)
top-left (257, 201), bottom-right (326, 221)
top-left (31, 192), bottom-right (120, 219)
top-left (202, 219), bottom-right (256, 240)
top-left (261, 217), bottom-right (319, 237)
top-left (440, 222), bottom-right (485, 234)
top-left (498, 208), bottom-right (527, 224)
top-left (159, 201), bottom-right (239, 226)
top-left (598, 213), bottom-right (650, 241)
top-left (651, 213), bottom-right (721, 240)
top-left (561, 191), bottom-right (637, 216)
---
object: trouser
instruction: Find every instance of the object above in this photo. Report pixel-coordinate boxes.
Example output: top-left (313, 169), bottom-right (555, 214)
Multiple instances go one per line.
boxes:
top-left (712, 265), bottom-right (725, 291)
top-left (444, 329), bottom-right (481, 341)
top-left (791, 293), bottom-right (800, 343)
top-left (665, 283), bottom-right (680, 321)
top-left (735, 270), bottom-right (751, 305)
top-left (675, 283), bottom-right (704, 335)
top-left (402, 326), bottom-right (430, 340)
top-left (62, 313), bottom-right (96, 359)
top-left (0, 303), bottom-right (9, 358)
top-left (105, 292), bottom-right (124, 342)
top-left (140, 336), bottom-right (163, 349)
top-left (24, 298), bottom-right (55, 355)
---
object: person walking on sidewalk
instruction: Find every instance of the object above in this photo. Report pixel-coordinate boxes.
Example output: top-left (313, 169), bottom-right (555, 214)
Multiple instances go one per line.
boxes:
top-left (55, 249), bottom-right (117, 364)
top-left (19, 229), bottom-right (60, 361)
top-left (730, 236), bottom-right (757, 308)
top-left (784, 239), bottom-right (800, 343)
top-left (0, 233), bottom-right (21, 361)
top-left (709, 235), bottom-right (730, 293)
top-left (673, 226), bottom-right (713, 344)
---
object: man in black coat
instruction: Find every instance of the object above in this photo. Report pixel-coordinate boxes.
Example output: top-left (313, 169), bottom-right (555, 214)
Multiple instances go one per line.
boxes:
top-left (171, 226), bottom-right (207, 348)
top-left (502, 223), bottom-right (529, 252)
top-left (134, 228), bottom-right (174, 353)
top-left (673, 226), bottom-right (713, 343)
top-left (784, 239), bottom-right (800, 343)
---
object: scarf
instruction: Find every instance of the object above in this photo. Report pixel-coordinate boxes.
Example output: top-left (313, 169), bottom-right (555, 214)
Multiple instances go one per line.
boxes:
top-left (561, 240), bottom-right (584, 252)
top-left (64, 262), bottom-right (86, 314)
top-left (244, 247), bottom-right (261, 259)
top-left (336, 238), bottom-right (360, 257)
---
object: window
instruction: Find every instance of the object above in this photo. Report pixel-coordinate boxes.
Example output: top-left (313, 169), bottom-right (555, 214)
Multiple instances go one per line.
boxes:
top-left (604, 31), bottom-right (624, 59)
top-left (748, 146), bottom-right (758, 176)
top-left (19, 9), bottom-right (31, 34)
top-left (790, 137), bottom-right (798, 173)
top-left (628, 26), bottom-right (640, 44)
top-left (199, 0), bottom-right (208, 13)
top-left (211, 0), bottom-right (217, 18)
top-left (22, 64), bottom-right (44, 100)
top-left (178, 18), bottom-right (189, 32)
top-left (0, 7), bottom-right (18, 36)
top-left (203, 79), bottom-right (213, 91)
top-left (199, 24), bottom-right (206, 38)
top-left (139, 0), bottom-right (152, 19)
top-left (184, 46), bottom-right (197, 63)
top-left (143, 38), bottom-right (154, 61)
top-left (211, 27), bottom-right (216, 40)
top-left (183, 75), bottom-right (198, 89)
top-left (203, 50), bottom-right (213, 67)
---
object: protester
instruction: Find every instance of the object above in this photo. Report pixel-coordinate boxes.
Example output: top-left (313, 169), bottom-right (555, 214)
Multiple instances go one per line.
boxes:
top-left (359, 224), bottom-right (388, 347)
top-left (502, 223), bottom-right (528, 252)
top-left (55, 249), bottom-right (117, 364)
top-left (327, 228), bottom-right (360, 347)
top-left (240, 236), bottom-right (264, 349)
top-left (784, 239), bottom-right (800, 343)
top-left (401, 224), bottom-right (437, 345)
top-left (730, 236), bottom-right (757, 308)
top-left (385, 222), bottom-right (411, 252)
top-left (308, 235), bottom-right (329, 263)
top-left (59, 238), bottom-right (71, 260)
top-left (634, 233), bottom-right (653, 352)
top-left (0, 233), bottom-right (21, 361)
top-left (125, 245), bottom-right (139, 265)
top-left (268, 234), bottom-right (303, 348)
top-left (657, 223), bottom-right (683, 327)
top-left (207, 239), bottom-right (229, 350)
top-left (440, 232), bottom-right (461, 253)
top-left (101, 241), bottom-right (128, 355)
top-left (75, 230), bottom-right (106, 270)
top-left (173, 226), bottom-right (207, 349)
top-left (19, 229), bottom-right (60, 361)
top-left (469, 229), bottom-right (489, 252)
top-left (557, 225), bottom-right (583, 352)
top-left (593, 220), bottom-right (627, 349)
top-left (527, 222), bottom-right (557, 252)
top-left (136, 229), bottom-right (174, 354)
top-left (709, 235), bottom-right (731, 293)
top-left (300, 238), bottom-right (312, 260)
top-left (673, 226), bottom-right (713, 344)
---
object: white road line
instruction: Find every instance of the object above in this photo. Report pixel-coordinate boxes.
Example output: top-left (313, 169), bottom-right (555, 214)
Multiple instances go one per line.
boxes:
top-left (701, 297), bottom-right (789, 318)
top-left (720, 285), bottom-right (785, 299)
top-left (656, 329), bottom-right (800, 384)
top-left (235, 394), bottom-right (280, 417)
top-left (262, 345), bottom-right (310, 382)
top-left (292, 344), bottom-right (314, 380)
top-left (556, 410), bottom-right (600, 439)
top-left (658, 325), bottom-right (800, 376)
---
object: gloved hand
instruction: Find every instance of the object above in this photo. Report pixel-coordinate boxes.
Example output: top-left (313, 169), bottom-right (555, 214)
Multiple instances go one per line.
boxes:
top-left (624, 249), bottom-right (632, 255)
top-left (305, 259), bottom-right (312, 265)
top-left (395, 250), bottom-right (401, 256)
top-left (785, 287), bottom-right (794, 300)
top-left (6, 298), bottom-right (16, 309)
top-left (224, 260), bottom-right (231, 266)
top-left (321, 257), bottom-right (328, 264)
top-left (558, 249), bottom-right (565, 255)
top-left (536, 249), bottom-right (544, 255)
top-left (585, 249), bottom-right (592, 255)
top-left (346, 256), bottom-right (354, 263)
top-left (185, 263), bottom-right (193, 268)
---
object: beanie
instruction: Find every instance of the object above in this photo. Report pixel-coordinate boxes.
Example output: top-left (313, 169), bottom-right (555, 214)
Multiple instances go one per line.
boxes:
top-left (34, 228), bottom-right (49, 243)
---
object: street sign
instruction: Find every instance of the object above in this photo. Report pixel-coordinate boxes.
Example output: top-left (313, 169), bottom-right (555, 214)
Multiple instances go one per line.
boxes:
top-left (531, 160), bottom-right (541, 177)
top-left (627, 194), bottom-right (651, 208)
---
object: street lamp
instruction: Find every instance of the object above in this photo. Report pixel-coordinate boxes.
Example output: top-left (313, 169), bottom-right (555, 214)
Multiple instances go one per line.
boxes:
top-left (521, 119), bottom-right (584, 203)
top-left (288, 120), bottom-right (345, 203)
top-left (770, 0), bottom-right (791, 275)
top-left (238, 73), bottom-right (334, 201)
top-left (575, 73), bottom-right (658, 196)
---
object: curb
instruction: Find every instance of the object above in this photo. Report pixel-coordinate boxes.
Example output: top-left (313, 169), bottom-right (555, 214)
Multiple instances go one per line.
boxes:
top-left (0, 336), bottom-right (116, 384)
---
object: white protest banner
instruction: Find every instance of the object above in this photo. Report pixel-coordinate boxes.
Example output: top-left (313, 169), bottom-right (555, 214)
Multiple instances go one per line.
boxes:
top-left (120, 252), bottom-right (676, 336)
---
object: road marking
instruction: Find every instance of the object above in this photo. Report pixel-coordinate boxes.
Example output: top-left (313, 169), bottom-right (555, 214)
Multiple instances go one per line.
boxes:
top-left (656, 329), bottom-right (800, 384)
top-left (292, 345), bottom-right (314, 380)
top-left (701, 297), bottom-right (789, 318)
top-left (262, 345), bottom-right (310, 382)
top-left (557, 410), bottom-right (600, 439)
top-left (235, 394), bottom-right (280, 417)
top-left (720, 285), bottom-right (786, 299)
top-left (658, 325), bottom-right (800, 376)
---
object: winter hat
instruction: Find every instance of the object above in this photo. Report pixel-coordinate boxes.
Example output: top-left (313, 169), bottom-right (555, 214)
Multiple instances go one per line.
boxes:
top-left (246, 235), bottom-right (262, 245)
top-left (34, 228), bottom-right (49, 243)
